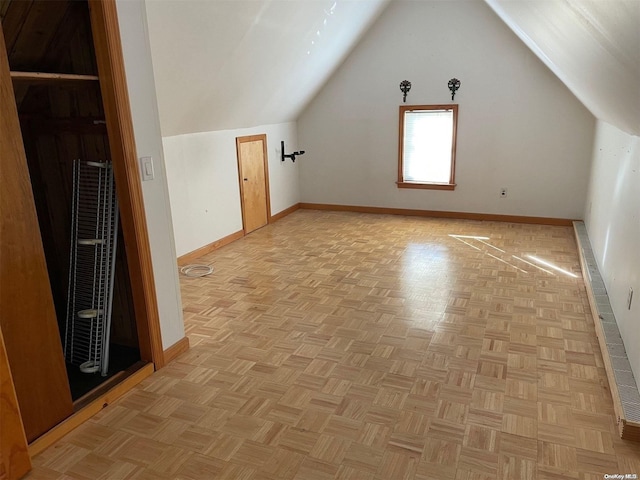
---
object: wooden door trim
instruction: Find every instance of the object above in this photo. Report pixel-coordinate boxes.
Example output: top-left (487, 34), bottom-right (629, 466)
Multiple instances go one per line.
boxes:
top-left (0, 327), bottom-right (31, 479)
top-left (28, 362), bottom-right (154, 457)
top-left (88, 0), bottom-right (165, 368)
top-left (236, 134), bottom-right (272, 234)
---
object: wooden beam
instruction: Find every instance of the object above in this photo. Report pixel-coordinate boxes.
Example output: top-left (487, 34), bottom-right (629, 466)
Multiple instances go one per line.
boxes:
top-left (10, 71), bottom-right (99, 84)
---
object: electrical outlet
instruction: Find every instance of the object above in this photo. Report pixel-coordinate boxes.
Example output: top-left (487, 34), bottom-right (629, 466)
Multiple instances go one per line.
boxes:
top-left (628, 287), bottom-right (633, 310)
top-left (500, 188), bottom-right (507, 197)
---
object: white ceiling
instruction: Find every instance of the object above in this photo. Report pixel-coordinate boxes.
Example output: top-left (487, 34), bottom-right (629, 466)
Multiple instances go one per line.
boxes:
top-left (145, 0), bottom-right (390, 137)
top-left (145, 0), bottom-right (640, 138)
top-left (485, 0), bottom-right (640, 136)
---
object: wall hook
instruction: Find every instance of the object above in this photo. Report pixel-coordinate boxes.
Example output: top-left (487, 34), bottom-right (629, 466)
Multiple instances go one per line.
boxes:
top-left (399, 80), bottom-right (411, 103)
top-left (281, 141), bottom-right (305, 162)
top-left (448, 78), bottom-right (461, 101)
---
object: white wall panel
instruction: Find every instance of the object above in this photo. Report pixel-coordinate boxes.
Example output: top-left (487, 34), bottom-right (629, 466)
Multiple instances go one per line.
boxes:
top-left (116, 0), bottom-right (185, 349)
top-left (164, 123), bottom-right (299, 257)
top-left (585, 121), bottom-right (640, 380)
top-left (298, 0), bottom-right (595, 220)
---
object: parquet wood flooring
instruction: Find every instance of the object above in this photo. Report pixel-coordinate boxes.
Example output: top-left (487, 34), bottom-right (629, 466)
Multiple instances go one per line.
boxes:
top-left (26, 210), bottom-right (639, 479)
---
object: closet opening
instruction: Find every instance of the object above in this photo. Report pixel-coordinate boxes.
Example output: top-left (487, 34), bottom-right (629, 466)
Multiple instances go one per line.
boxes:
top-left (2, 0), bottom-right (141, 403)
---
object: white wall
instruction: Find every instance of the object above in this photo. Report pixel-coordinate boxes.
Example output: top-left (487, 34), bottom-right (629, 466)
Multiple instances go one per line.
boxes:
top-left (116, 0), bottom-right (185, 350)
top-left (298, 0), bottom-right (595, 219)
top-left (164, 122), bottom-right (299, 257)
top-left (584, 121), bottom-right (639, 380)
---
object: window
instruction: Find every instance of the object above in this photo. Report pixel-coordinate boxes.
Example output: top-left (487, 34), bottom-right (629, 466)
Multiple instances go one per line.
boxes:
top-left (397, 104), bottom-right (458, 190)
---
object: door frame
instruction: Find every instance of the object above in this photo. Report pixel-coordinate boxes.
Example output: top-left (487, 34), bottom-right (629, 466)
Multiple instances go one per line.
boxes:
top-left (236, 134), bottom-right (272, 234)
top-left (89, 0), bottom-right (165, 368)
top-left (0, 3), bottom-right (165, 372)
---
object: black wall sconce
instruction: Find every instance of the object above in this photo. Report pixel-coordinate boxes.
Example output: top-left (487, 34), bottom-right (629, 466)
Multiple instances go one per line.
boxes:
top-left (400, 80), bottom-right (411, 103)
top-left (448, 78), bottom-right (461, 101)
top-left (281, 141), bottom-right (305, 162)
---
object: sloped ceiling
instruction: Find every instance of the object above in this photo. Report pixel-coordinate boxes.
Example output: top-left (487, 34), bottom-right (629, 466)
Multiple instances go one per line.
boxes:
top-left (146, 0), bottom-right (639, 138)
top-left (145, 0), bottom-right (390, 137)
top-left (485, 0), bottom-right (640, 136)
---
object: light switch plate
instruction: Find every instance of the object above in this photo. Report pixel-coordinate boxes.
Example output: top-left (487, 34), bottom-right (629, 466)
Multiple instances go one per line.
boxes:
top-left (140, 156), bottom-right (154, 181)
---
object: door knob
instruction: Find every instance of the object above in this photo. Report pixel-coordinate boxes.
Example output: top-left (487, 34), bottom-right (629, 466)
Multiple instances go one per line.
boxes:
top-left (244, 178), bottom-right (248, 181)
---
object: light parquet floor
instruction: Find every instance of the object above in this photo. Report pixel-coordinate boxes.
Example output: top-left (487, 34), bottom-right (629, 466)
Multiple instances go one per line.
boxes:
top-left (28, 210), bottom-right (640, 479)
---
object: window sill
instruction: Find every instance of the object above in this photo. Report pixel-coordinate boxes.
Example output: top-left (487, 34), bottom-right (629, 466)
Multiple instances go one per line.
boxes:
top-left (396, 182), bottom-right (456, 191)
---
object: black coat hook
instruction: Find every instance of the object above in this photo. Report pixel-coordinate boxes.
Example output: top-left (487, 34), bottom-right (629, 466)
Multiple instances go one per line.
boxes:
top-left (281, 141), bottom-right (305, 162)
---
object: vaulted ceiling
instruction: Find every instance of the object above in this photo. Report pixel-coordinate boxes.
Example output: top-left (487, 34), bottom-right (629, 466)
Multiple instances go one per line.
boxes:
top-left (485, 0), bottom-right (640, 136)
top-left (145, 0), bottom-right (390, 137)
top-left (145, 0), bottom-right (640, 138)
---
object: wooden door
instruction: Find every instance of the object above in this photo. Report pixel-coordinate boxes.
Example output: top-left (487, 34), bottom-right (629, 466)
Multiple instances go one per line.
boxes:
top-left (0, 25), bottom-right (74, 442)
top-left (236, 135), bottom-right (271, 234)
